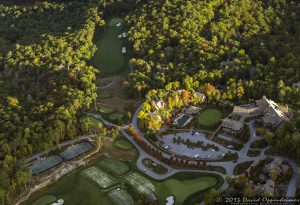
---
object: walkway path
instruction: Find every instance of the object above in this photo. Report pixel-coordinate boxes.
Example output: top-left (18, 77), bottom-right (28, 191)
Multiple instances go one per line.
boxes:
top-left (97, 80), bottom-right (120, 89)
top-left (25, 102), bottom-right (299, 202)
top-left (127, 103), bottom-right (298, 198)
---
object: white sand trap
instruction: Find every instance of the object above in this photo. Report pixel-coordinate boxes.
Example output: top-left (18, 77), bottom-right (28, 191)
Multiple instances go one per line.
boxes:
top-left (116, 23), bottom-right (122, 27)
top-left (122, 32), bottom-right (128, 38)
top-left (118, 34), bottom-right (122, 38)
top-left (166, 196), bottom-right (174, 205)
top-left (122, 47), bottom-right (127, 53)
top-left (52, 199), bottom-right (64, 205)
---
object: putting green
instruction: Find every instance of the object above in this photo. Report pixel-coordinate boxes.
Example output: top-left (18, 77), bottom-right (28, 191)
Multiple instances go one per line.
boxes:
top-left (30, 195), bottom-right (56, 205)
top-left (197, 109), bottom-right (222, 126)
top-left (108, 18), bottom-right (124, 27)
top-left (156, 176), bottom-right (218, 204)
top-left (108, 112), bottom-right (124, 121)
top-left (91, 18), bottom-right (127, 74)
top-left (98, 107), bottom-right (115, 114)
top-left (82, 116), bottom-right (102, 127)
top-left (114, 139), bottom-right (133, 150)
top-left (99, 93), bottom-right (112, 99)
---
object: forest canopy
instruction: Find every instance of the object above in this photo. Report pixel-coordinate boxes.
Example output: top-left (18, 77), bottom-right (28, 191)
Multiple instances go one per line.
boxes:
top-left (125, 0), bottom-right (300, 106)
top-left (0, 1), bottom-right (102, 203)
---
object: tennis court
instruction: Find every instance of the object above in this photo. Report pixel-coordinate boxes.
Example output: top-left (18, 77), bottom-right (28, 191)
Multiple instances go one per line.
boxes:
top-left (59, 142), bottom-right (93, 161)
top-left (30, 155), bottom-right (63, 175)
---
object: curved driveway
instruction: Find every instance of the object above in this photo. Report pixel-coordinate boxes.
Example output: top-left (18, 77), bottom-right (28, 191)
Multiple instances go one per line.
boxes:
top-left (88, 103), bottom-right (298, 198)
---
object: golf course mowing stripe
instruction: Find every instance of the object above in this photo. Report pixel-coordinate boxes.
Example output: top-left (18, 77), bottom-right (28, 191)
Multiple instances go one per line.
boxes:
top-left (91, 18), bottom-right (127, 74)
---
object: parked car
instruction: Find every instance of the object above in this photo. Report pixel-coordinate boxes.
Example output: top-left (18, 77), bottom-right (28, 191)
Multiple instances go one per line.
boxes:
top-left (164, 146), bottom-right (171, 150)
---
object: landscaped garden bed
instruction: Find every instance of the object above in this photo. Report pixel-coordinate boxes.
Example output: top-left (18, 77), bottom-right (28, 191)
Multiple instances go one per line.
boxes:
top-left (247, 149), bottom-right (261, 157)
top-left (250, 139), bottom-right (268, 149)
top-left (81, 166), bottom-right (117, 189)
top-left (125, 173), bottom-right (156, 195)
top-left (233, 161), bottom-right (254, 175)
top-left (212, 136), bottom-right (243, 151)
top-left (108, 188), bottom-right (135, 205)
top-left (142, 158), bottom-right (168, 174)
top-left (96, 157), bottom-right (130, 176)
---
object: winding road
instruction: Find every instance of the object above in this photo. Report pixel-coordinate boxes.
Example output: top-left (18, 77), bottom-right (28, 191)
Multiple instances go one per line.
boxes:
top-left (89, 102), bottom-right (298, 199)
top-left (27, 102), bottom-right (297, 201)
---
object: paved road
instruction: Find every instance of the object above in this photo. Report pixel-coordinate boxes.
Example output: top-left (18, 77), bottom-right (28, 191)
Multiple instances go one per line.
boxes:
top-left (26, 102), bottom-right (298, 200)
top-left (128, 104), bottom-right (298, 198)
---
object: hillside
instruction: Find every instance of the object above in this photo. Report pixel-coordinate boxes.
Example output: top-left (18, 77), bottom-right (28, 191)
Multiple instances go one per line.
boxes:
top-left (125, 0), bottom-right (300, 106)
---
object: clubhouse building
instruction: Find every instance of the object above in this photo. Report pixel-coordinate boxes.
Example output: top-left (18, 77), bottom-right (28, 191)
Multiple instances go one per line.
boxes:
top-left (222, 96), bottom-right (289, 135)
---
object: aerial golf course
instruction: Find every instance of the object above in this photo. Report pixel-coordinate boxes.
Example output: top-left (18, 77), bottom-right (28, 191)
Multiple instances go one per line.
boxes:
top-left (24, 18), bottom-right (223, 205)
top-left (24, 157), bottom-right (223, 205)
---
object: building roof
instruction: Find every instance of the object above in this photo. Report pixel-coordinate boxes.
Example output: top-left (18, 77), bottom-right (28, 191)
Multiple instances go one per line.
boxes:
top-left (256, 96), bottom-right (280, 110)
top-left (148, 111), bottom-right (162, 120)
top-left (292, 81), bottom-right (300, 89)
top-left (185, 106), bottom-right (200, 115)
top-left (222, 118), bottom-right (244, 131)
top-left (232, 106), bottom-right (262, 116)
top-left (154, 99), bottom-right (166, 110)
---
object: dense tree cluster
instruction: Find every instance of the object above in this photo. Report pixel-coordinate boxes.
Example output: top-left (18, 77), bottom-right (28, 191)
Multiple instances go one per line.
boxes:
top-left (273, 113), bottom-right (300, 161)
top-left (0, 1), bottom-right (102, 203)
top-left (138, 89), bottom-right (205, 132)
top-left (125, 0), bottom-right (300, 106)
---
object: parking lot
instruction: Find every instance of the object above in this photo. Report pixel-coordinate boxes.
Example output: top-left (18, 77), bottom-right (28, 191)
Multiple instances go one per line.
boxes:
top-left (160, 131), bottom-right (231, 160)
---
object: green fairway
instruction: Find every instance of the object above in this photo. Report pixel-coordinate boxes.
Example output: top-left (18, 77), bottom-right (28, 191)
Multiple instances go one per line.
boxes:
top-left (99, 93), bottom-right (112, 99)
top-left (197, 109), bottom-right (222, 126)
top-left (91, 18), bottom-right (127, 74)
top-left (82, 116), bottom-right (102, 127)
top-left (108, 18), bottom-right (124, 26)
top-left (24, 157), bottom-right (223, 205)
top-left (114, 138), bottom-right (133, 150)
top-left (30, 195), bottom-right (56, 205)
top-left (108, 112), bottom-right (124, 121)
top-left (156, 175), bottom-right (218, 204)
top-left (98, 107), bottom-right (115, 114)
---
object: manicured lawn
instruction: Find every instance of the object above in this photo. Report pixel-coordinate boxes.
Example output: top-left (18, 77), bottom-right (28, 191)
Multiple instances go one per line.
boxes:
top-left (99, 93), bottom-right (112, 99)
top-left (96, 158), bottom-right (130, 176)
top-left (108, 18), bottom-right (124, 26)
top-left (152, 172), bottom-right (223, 205)
top-left (114, 138), bottom-right (133, 150)
top-left (98, 107), bottom-right (115, 114)
top-left (91, 18), bottom-right (126, 74)
top-left (197, 109), bottom-right (222, 126)
top-left (108, 112), bottom-right (124, 121)
top-left (24, 157), bottom-right (223, 205)
top-left (82, 116), bottom-right (102, 127)
top-left (30, 195), bottom-right (56, 205)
